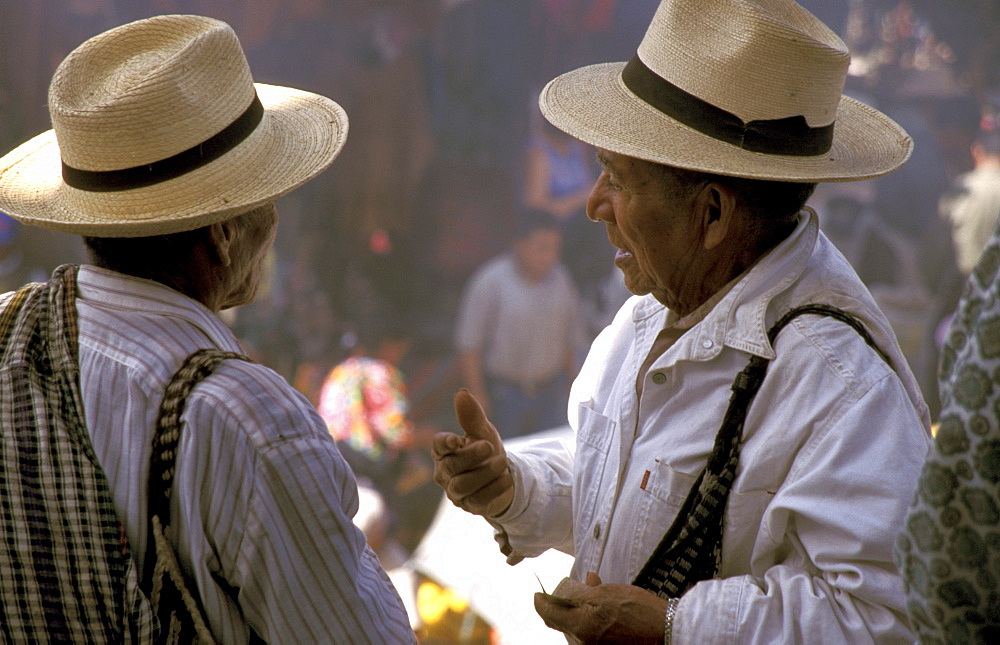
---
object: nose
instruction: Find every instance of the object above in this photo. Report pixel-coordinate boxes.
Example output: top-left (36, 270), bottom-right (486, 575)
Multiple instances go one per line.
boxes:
top-left (586, 173), bottom-right (613, 223)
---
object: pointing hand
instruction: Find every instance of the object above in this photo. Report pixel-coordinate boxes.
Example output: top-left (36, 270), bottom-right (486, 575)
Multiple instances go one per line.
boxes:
top-left (432, 389), bottom-right (514, 518)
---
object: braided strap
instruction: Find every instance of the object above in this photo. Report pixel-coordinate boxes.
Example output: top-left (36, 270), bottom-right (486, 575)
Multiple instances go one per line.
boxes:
top-left (145, 348), bottom-right (251, 644)
top-left (148, 349), bottom-right (250, 523)
top-left (632, 354), bottom-right (769, 598)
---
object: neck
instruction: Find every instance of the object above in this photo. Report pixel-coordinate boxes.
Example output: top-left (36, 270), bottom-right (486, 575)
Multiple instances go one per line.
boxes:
top-left (669, 218), bottom-right (796, 317)
top-left (157, 272), bottom-right (223, 312)
top-left (131, 248), bottom-right (227, 312)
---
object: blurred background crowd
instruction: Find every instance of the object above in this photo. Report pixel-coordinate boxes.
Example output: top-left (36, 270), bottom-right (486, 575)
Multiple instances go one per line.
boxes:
top-left (1, 1), bottom-right (999, 640)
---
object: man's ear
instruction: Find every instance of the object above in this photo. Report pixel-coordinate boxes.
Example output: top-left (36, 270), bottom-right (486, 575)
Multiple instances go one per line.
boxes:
top-left (697, 182), bottom-right (739, 250)
top-left (207, 220), bottom-right (237, 267)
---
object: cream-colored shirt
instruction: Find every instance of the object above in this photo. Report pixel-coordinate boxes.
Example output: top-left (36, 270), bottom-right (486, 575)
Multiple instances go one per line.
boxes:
top-left (494, 211), bottom-right (931, 643)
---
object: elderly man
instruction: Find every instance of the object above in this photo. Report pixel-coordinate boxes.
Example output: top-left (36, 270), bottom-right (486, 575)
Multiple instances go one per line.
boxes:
top-left (0, 15), bottom-right (413, 643)
top-left (433, 0), bottom-right (932, 642)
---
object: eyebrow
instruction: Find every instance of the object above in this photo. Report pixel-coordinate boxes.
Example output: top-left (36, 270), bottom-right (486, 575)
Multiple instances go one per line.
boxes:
top-left (595, 151), bottom-right (612, 171)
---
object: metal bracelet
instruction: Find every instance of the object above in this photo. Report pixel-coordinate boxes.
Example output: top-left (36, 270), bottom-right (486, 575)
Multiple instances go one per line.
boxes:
top-left (664, 597), bottom-right (680, 645)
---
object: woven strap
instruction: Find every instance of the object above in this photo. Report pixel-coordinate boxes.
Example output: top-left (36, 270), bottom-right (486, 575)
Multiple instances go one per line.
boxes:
top-left (144, 348), bottom-right (252, 643)
top-left (633, 304), bottom-right (886, 598)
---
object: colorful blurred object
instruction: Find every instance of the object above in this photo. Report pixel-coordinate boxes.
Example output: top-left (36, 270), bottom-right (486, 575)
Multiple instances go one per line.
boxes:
top-left (317, 356), bottom-right (412, 460)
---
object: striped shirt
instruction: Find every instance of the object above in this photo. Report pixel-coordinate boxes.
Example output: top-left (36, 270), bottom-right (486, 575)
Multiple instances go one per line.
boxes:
top-left (75, 265), bottom-right (414, 644)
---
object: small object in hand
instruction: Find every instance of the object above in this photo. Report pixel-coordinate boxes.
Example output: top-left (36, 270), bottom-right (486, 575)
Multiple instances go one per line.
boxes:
top-left (535, 574), bottom-right (580, 608)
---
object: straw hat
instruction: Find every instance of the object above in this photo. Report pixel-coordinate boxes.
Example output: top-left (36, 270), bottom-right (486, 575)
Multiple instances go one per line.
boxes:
top-left (539, 0), bottom-right (912, 182)
top-left (0, 15), bottom-right (348, 237)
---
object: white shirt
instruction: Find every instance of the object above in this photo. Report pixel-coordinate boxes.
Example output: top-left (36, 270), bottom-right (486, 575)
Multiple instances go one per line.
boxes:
top-left (75, 265), bottom-right (414, 644)
top-left (494, 211), bottom-right (932, 643)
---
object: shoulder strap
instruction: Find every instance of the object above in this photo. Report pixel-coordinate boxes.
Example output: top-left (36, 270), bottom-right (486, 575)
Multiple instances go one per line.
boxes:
top-left (0, 270), bottom-right (158, 642)
top-left (767, 303), bottom-right (889, 363)
top-left (633, 304), bottom-right (885, 599)
top-left (143, 347), bottom-right (253, 644)
top-left (146, 348), bottom-right (252, 535)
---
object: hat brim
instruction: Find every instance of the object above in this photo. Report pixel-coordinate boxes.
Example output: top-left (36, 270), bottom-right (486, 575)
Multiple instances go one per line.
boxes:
top-left (0, 83), bottom-right (348, 237)
top-left (540, 62), bottom-right (912, 183)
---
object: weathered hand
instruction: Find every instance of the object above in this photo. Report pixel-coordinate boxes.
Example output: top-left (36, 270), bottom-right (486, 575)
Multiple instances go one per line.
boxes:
top-left (534, 573), bottom-right (669, 644)
top-left (431, 389), bottom-right (514, 518)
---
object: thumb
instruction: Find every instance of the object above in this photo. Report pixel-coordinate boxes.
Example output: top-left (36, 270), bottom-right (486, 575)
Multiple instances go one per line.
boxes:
top-left (454, 388), bottom-right (503, 450)
top-left (585, 572), bottom-right (602, 587)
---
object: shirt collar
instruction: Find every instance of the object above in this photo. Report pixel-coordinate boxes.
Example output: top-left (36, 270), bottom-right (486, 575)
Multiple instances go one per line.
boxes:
top-left (632, 209), bottom-right (819, 360)
top-left (76, 264), bottom-right (243, 353)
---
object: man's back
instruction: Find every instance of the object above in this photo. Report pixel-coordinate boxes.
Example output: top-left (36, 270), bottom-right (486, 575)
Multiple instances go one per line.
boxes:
top-left (76, 265), bottom-right (413, 643)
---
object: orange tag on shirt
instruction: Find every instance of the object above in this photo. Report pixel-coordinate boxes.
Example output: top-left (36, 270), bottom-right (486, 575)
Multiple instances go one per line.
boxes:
top-left (640, 469), bottom-right (651, 490)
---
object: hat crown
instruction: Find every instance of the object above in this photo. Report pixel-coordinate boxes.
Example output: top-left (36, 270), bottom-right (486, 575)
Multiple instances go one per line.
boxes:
top-left (638, 0), bottom-right (849, 127)
top-left (49, 15), bottom-right (255, 172)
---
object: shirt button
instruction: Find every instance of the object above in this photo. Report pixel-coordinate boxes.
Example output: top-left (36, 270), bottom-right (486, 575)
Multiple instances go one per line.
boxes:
top-left (651, 372), bottom-right (666, 384)
top-left (593, 523), bottom-right (601, 539)
top-left (702, 339), bottom-right (714, 349)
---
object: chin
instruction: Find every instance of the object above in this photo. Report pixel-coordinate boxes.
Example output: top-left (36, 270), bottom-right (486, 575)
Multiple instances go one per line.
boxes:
top-left (621, 273), bottom-right (653, 297)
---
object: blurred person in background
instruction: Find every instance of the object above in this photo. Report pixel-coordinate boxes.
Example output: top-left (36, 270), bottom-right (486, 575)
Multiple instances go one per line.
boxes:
top-left (454, 209), bottom-right (583, 439)
top-left (524, 109), bottom-right (594, 226)
top-left (524, 105), bottom-right (617, 344)
top-left (318, 324), bottom-right (414, 501)
top-left (434, 0), bottom-right (932, 641)
top-left (941, 128), bottom-right (1000, 278)
top-left (0, 15), bottom-right (413, 643)
top-left (911, 127), bottom-right (1000, 420)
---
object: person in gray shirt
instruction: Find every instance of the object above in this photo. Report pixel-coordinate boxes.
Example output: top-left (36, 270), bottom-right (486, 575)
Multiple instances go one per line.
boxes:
top-left (455, 210), bottom-right (583, 438)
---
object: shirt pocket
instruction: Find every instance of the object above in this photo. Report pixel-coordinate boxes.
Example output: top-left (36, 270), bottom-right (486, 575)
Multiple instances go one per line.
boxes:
top-left (632, 460), bottom-right (773, 576)
top-left (574, 403), bottom-right (615, 535)
top-left (637, 460), bottom-right (697, 530)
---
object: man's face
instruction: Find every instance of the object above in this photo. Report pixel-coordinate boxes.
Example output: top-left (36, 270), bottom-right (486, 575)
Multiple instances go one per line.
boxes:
top-left (515, 227), bottom-right (562, 282)
top-left (222, 202), bottom-right (278, 309)
top-left (587, 149), bottom-right (703, 309)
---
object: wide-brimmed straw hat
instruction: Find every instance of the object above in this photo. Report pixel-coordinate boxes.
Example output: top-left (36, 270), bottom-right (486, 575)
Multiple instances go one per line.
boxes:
top-left (540, 0), bottom-right (912, 182)
top-left (0, 14), bottom-right (348, 237)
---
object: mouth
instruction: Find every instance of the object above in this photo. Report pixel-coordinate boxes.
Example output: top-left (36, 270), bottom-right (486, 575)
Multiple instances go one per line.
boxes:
top-left (615, 249), bottom-right (633, 261)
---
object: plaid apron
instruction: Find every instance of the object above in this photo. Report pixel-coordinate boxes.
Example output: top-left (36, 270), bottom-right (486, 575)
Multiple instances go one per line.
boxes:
top-left (0, 265), bottom-right (155, 642)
